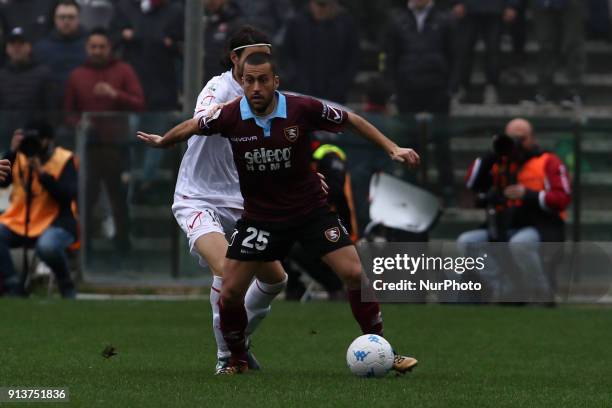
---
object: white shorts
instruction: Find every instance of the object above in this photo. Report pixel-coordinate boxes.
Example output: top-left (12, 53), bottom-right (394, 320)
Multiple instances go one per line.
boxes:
top-left (172, 199), bottom-right (242, 267)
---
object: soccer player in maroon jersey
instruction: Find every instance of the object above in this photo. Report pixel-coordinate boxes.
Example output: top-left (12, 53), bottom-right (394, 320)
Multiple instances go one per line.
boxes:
top-left (138, 52), bottom-right (420, 375)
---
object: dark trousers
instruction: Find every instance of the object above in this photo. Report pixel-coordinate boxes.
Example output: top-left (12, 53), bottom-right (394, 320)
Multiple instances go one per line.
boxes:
top-left (0, 224), bottom-right (75, 297)
top-left (534, 0), bottom-right (586, 96)
top-left (84, 144), bottom-right (130, 250)
top-left (456, 14), bottom-right (503, 87)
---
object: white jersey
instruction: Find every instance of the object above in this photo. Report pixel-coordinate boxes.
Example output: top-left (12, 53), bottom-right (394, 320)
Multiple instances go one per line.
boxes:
top-left (173, 70), bottom-right (243, 209)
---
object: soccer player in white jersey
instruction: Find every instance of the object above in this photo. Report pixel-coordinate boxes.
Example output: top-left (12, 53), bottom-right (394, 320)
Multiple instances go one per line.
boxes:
top-left (172, 26), bottom-right (286, 374)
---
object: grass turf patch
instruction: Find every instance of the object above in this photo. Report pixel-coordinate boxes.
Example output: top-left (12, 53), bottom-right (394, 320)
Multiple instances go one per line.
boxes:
top-left (0, 300), bottom-right (611, 407)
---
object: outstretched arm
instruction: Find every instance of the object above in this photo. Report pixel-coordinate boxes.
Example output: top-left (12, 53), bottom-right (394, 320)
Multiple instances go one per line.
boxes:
top-left (137, 118), bottom-right (201, 148)
top-left (137, 103), bottom-right (226, 148)
top-left (345, 111), bottom-right (420, 168)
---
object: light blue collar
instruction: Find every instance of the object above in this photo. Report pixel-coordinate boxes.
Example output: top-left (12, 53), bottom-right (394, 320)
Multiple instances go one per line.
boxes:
top-left (240, 91), bottom-right (287, 137)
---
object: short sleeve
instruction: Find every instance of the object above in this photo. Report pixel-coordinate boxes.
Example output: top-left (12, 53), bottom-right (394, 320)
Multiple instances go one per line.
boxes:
top-left (303, 97), bottom-right (348, 133)
top-left (193, 77), bottom-right (226, 120)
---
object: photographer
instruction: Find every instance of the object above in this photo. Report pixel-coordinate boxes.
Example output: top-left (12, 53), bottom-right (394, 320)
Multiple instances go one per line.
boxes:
top-left (458, 118), bottom-right (571, 299)
top-left (0, 121), bottom-right (78, 298)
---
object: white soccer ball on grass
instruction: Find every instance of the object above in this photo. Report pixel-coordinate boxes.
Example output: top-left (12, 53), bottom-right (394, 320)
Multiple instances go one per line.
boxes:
top-left (346, 334), bottom-right (394, 378)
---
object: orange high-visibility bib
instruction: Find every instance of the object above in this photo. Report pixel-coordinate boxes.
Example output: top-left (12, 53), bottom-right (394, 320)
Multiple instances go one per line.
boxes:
top-left (0, 147), bottom-right (74, 237)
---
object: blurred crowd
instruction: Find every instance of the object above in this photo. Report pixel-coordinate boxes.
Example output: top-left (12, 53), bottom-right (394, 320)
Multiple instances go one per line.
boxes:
top-left (1, 0), bottom-right (610, 127)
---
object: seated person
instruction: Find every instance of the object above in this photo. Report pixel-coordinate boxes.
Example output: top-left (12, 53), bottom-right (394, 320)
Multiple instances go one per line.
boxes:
top-left (458, 118), bottom-right (571, 301)
top-left (0, 121), bottom-right (78, 298)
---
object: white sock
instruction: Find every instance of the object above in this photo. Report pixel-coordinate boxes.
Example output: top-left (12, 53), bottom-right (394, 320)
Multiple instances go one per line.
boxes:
top-left (245, 274), bottom-right (287, 337)
top-left (210, 275), bottom-right (231, 359)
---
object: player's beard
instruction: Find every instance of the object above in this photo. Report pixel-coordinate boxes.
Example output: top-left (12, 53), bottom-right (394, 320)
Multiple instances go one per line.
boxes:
top-left (249, 93), bottom-right (274, 115)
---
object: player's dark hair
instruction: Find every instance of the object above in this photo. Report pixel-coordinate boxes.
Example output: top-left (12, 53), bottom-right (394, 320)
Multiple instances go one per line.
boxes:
top-left (242, 52), bottom-right (277, 75)
top-left (221, 25), bottom-right (271, 70)
top-left (88, 27), bottom-right (110, 40)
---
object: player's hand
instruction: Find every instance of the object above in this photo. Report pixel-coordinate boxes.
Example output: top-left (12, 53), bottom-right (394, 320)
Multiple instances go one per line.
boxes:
top-left (136, 131), bottom-right (166, 148)
top-left (391, 147), bottom-right (420, 168)
top-left (0, 159), bottom-right (11, 181)
top-left (10, 129), bottom-right (24, 153)
top-left (504, 184), bottom-right (525, 200)
top-left (317, 172), bottom-right (329, 195)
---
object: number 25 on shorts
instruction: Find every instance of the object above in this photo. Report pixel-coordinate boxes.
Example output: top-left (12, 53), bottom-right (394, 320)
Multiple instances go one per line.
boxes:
top-left (242, 227), bottom-right (270, 251)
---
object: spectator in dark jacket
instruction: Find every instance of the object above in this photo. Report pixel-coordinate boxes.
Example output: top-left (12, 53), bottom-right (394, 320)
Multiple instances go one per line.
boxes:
top-left (113, 0), bottom-right (183, 111)
top-left (204, 0), bottom-right (244, 82)
top-left (112, 0), bottom-right (183, 201)
top-left (33, 0), bottom-right (88, 108)
top-left (452, 0), bottom-right (518, 105)
top-left (384, 0), bottom-right (454, 114)
top-left (533, 0), bottom-right (585, 106)
top-left (0, 27), bottom-right (53, 152)
top-left (282, 0), bottom-right (359, 104)
top-left (383, 0), bottom-right (455, 201)
top-left (64, 28), bottom-right (145, 255)
top-left (0, 27), bottom-right (52, 112)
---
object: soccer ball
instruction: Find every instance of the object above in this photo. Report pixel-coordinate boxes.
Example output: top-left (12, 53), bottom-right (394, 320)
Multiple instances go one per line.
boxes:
top-left (346, 334), bottom-right (394, 378)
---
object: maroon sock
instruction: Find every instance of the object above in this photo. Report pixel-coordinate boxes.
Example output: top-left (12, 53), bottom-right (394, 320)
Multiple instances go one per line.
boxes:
top-left (218, 299), bottom-right (248, 360)
top-left (347, 289), bottom-right (383, 336)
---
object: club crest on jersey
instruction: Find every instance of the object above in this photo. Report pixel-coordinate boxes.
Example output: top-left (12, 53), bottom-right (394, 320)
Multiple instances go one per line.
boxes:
top-left (324, 104), bottom-right (344, 124)
top-left (283, 126), bottom-right (299, 143)
top-left (325, 227), bottom-right (340, 242)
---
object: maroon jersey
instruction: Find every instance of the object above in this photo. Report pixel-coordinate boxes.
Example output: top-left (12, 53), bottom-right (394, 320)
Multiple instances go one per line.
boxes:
top-left (198, 92), bottom-right (348, 222)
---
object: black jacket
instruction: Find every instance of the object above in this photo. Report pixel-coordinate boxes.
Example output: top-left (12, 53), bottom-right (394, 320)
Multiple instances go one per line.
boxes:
top-left (0, 60), bottom-right (52, 111)
top-left (282, 6), bottom-right (359, 104)
top-left (384, 5), bottom-right (453, 92)
top-left (32, 28), bottom-right (88, 107)
top-left (113, 0), bottom-right (184, 110)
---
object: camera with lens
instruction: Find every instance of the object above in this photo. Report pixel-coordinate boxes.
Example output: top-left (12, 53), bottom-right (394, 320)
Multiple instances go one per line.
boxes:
top-left (483, 133), bottom-right (524, 241)
top-left (492, 133), bottom-right (520, 158)
top-left (17, 120), bottom-right (53, 158)
top-left (18, 129), bottom-right (43, 158)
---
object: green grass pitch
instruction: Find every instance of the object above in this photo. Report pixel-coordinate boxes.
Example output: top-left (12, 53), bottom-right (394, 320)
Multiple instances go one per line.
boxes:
top-left (1, 299), bottom-right (611, 407)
